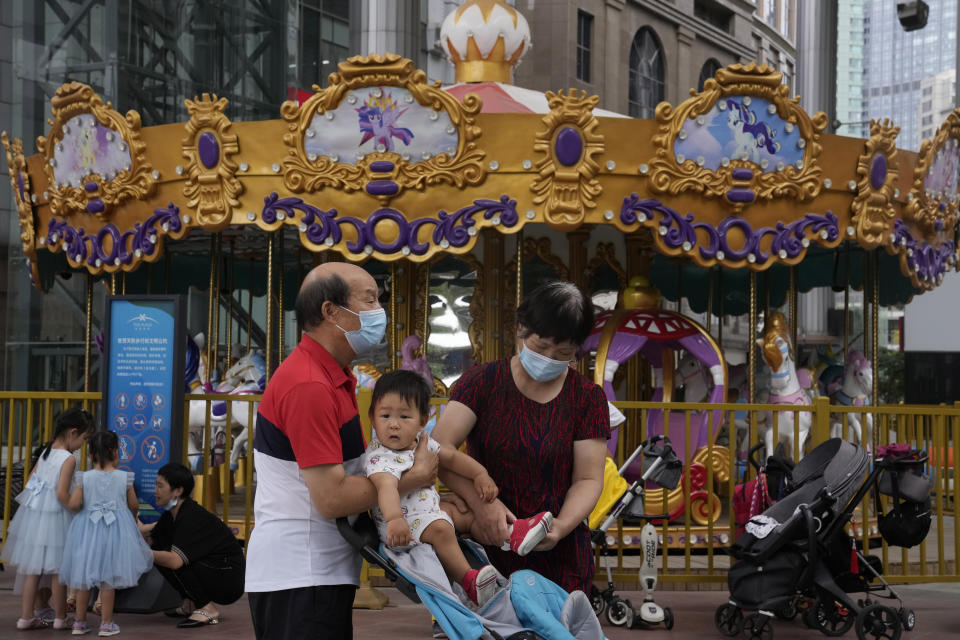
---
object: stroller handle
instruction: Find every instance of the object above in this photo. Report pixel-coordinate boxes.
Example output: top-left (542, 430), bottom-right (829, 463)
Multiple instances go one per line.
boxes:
top-left (748, 442), bottom-right (765, 472)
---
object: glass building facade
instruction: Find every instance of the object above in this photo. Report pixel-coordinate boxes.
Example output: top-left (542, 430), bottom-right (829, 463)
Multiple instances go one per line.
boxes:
top-left (862, 0), bottom-right (957, 151)
top-left (0, 0), bottom-right (416, 392)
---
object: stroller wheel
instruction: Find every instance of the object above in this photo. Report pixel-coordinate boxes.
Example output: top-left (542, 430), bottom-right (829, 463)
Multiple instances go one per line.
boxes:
top-left (663, 606), bottom-right (675, 630)
top-left (775, 599), bottom-right (798, 621)
top-left (898, 608), bottom-right (915, 631)
top-left (746, 613), bottom-right (774, 640)
top-left (806, 598), bottom-right (855, 637)
top-left (589, 587), bottom-right (606, 617)
top-left (715, 603), bottom-right (744, 637)
top-left (855, 604), bottom-right (902, 640)
top-left (606, 598), bottom-right (633, 627)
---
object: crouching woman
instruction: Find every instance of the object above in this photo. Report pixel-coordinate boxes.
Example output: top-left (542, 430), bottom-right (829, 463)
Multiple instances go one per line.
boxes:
top-left (141, 463), bottom-right (245, 628)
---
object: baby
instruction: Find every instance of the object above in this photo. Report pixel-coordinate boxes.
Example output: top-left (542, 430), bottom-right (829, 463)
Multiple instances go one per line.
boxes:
top-left (364, 370), bottom-right (552, 608)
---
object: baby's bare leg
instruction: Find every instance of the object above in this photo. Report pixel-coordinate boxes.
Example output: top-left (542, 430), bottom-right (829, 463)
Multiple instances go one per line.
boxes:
top-left (419, 519), bottom-right (470, 584)
top-left (439, 499), bottom-right (475, 534)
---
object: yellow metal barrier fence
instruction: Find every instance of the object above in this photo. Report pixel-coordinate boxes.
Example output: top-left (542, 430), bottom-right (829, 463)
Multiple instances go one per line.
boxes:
top-left (0, 392), bottom-right (101, 542)
top-left (3, 393), bottom-right (957, 589)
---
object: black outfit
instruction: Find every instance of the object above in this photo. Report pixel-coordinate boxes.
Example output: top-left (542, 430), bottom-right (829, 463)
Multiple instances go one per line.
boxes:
top-left (248, 585), bottom-right (357, 640)
top-left (150, 498), bottom-right (245, 609)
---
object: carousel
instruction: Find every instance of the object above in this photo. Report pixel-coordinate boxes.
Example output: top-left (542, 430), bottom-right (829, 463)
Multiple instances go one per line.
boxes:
top-left (4, 0), bottom-right (958, 552)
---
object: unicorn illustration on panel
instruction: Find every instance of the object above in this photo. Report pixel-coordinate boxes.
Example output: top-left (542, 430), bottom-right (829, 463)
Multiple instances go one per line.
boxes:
top-left (723, 99), bottom-right (781, 164)
top-left (356, 91), bottom-right (414, 152)
top-left (758, 312), bottom-right (814, 460)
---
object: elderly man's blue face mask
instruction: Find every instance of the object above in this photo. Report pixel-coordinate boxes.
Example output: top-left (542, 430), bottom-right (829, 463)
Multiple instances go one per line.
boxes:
top-left (336, 306), bottom-right (387, 355)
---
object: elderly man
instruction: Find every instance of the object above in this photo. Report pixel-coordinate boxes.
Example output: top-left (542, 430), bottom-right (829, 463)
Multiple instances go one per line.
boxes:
top-left (246, 262), bottom-right (437, 640)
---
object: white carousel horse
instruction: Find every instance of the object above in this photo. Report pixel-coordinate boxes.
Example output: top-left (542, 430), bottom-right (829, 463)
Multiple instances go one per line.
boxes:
top-left (828, 350), bottom-right (873, 445)
top-left (676, 353), bottom-right (710, 403)
top-left (187, 350), bottom-right (266, 471)
top-left (758, 312), bottom-right (814, 461)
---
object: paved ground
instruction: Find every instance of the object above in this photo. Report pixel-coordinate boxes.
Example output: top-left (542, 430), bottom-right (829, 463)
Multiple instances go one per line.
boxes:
top-left (0, 575), bottom-right (956, 640)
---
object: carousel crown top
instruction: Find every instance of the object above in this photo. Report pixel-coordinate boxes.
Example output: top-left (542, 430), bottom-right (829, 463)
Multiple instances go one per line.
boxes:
top-left (3, 0), bottom-right (960, 313)
top-left (440, 0), bottom-right (532, 84)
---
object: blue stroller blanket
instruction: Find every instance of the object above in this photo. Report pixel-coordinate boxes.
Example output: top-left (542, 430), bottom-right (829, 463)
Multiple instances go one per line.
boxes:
top-left (381, 540), bottom-right (606, 640)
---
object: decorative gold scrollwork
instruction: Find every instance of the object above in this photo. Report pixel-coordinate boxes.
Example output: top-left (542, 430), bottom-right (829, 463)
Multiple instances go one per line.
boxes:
top-left (530, 89), bottom-right (604, 230)
top-left (905, 108), bottom-right (960, 235)
top-left (851, 119), bottom-right (900, 250)
top-left (2, 132), bottom-right (38, 272)
top-left (181, 94), bottom-right (243, 230)
top-left (646, 63), bottom-right (828, 210)
top-left (36, 82), bottom-right (155, 219)
top-left (280, 53), bottom-right (486, 204)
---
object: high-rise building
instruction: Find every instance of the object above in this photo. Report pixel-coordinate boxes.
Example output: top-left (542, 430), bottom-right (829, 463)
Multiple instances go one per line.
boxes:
top-left (835, 0), bottom-right (866, 138)
top-left (862, 0), bottom-right (957, 151)
top-left (0, 0), bottom-right (802, 389)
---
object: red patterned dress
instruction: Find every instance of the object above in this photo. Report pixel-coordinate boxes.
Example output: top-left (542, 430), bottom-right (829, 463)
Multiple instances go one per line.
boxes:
top-left (449, 359), bottom-right (609, 593)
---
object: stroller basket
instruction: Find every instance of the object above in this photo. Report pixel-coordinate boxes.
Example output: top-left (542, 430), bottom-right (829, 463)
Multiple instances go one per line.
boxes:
top-left (875, 446), bottom-right (933, 548)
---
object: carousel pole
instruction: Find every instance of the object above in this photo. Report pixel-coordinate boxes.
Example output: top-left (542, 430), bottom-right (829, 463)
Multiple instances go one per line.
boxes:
top-left (205, 236), bottom-right (217, 386)
top-left (265, 233), bottom-right (275, 382)
top-left (225, 240), bottom-right (234, 368)
top-left (789, 266), bottom-right (798, 353)
top-left (748, 271), bottom-right (757, 405)
top-left (515, 229), bottom-right (524, 310)
top-left (278, 232), bottom-right (285, 363)
top-left (212, 234), bottom-right (222, 380)
top-left (706, 268), bottom-right (714, 336)
top-left (247, 258), bottom-right (254, 352)
top-left (843, 257), bottom-right (850, 359)
top-left (110, 273), bottom-right (117, 296)
top-left (871, 252), bottom-right (880, 409)
top-left (717, 270), bottom-right (724, 347)
top-left (121, 272), bottom-right (127, 296)
top-left (390, 262), bottom-right (398, 371)
top-left (83, 274), bottom-right (93, 397)
top-left (423, 261), bottom-right (431, 360)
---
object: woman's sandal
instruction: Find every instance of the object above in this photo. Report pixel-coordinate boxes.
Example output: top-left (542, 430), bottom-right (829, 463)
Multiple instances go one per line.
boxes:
top-left (16, 617), bottom-right (48, 630)
top-left (176, 610), bottom-right (220, 628)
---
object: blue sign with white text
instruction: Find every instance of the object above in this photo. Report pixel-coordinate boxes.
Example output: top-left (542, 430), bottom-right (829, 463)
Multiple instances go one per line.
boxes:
top-left (105, 299), bottom-right (179, 522)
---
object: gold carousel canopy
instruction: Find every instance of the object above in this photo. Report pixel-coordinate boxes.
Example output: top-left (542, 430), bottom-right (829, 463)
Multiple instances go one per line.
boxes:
top-left (3, 0), bottom-right (960, 307)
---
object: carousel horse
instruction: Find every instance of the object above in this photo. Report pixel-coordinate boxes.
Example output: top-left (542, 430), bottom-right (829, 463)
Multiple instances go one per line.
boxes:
top-left (399, 334), bottom-right (441, 431)
top-left (400, 334), bottom-right (433, 385)
top-left (758, 312), bottom-right (815, 461)
top-left (827, 350), bottom-right (873, 445)
top-left (186, 349), bottom-right (266, 471)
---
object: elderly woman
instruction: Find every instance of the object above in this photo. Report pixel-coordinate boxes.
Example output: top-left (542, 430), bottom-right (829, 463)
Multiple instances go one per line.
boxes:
top-left (141, 463), bottom-right (244, 628)
top-left (432, 281), bottom-right (609, 593)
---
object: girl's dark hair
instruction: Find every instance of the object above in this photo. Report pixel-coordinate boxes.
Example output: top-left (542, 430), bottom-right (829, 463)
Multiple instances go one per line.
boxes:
top-left (370, 370), bottom-right (431, 418)
top-left (87, 430), bottom-right (119, 466)
top-left (516, 281), bottom-right (594, 347)
top-left (42, 407), bottom-right (95, 460)
top-left (157, 463), bottom-right (195, 498)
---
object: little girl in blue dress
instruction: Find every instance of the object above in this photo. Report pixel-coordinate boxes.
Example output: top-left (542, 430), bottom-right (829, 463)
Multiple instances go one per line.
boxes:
top-left (1, 407), bottom-right (94, 631)
top-left (60, 430), bottom-right (153, 636)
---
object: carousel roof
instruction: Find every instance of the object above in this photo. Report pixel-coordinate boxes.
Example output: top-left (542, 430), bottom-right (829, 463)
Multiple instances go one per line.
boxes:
top-left (2, 0), bottom-right (959, 311)
top-left (444, 82), bottom-right (628, 117)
